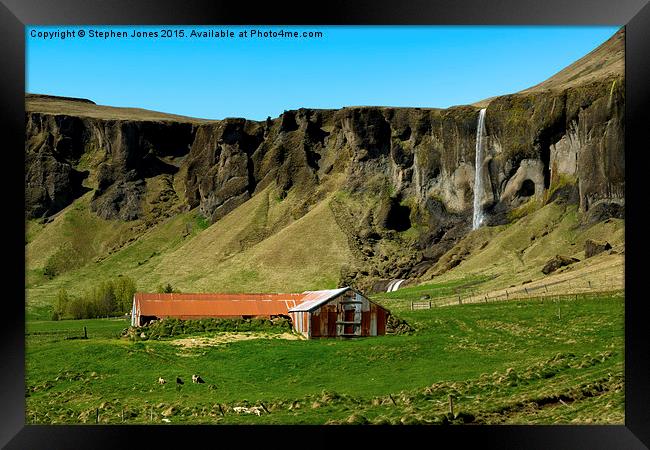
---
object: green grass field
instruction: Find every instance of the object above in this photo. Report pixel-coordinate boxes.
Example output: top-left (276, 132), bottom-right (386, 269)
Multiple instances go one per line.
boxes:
top-left (25, 291), bottom-right (623, 425)
top-left (24, 179), bottom-right (625, 425)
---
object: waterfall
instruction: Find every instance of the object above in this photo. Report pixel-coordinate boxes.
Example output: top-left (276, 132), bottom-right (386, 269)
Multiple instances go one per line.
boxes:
top-left (386, 279), bottom-right (405, 293)
top-left (472, 108), bottom-right (487, 230)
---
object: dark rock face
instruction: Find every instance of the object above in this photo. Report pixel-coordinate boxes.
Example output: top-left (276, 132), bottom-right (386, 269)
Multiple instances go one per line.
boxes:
top-left (25, 114), bottom-right (91, 218)
top-left (584, 239), bottom-right (612, 258)
top-left (376, 196), bottom-right (411, 232)
top-left (183, 120), bottom-right (263, 222)
top-left (481, 77), bottom-right (624, 219)
top-left (91, 177), bottom-right (146, 221)
top-left (25, 113), bottom-right (195, 220)
top-left (582, 201), bottom-right (624, 225)
top-left (542, 255), bottom-right (580, 275)
top-left (25, 73), bottom-right (624, 229)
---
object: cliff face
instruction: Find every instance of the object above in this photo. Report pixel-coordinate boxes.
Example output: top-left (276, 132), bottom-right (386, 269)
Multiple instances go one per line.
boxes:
top-left (26, 82), bottom-right (623, 220)
top-left (24, 29), bottom-right (625, 286)
top-left (25, 109), bottom-right (196, 221)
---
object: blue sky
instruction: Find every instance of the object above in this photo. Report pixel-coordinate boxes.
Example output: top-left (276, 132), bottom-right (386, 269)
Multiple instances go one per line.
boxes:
top-left (26, 26), bottom-right (620, 120)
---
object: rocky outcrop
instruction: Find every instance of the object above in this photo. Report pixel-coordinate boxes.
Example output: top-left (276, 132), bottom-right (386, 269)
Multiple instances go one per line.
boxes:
top-left (584, 239), bottom-right (612, 258)
top-left (183, 119), bottom-right (263, 222)
top-left (542, 255), bottom-right (580, 275)
top-left (25, 114), bottom-right (91, 218)
top-left (25, 110), bottom-right (196, 220)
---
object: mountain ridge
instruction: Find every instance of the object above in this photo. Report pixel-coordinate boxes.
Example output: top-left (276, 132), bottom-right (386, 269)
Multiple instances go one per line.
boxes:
top-left (25, 28), bottom-right (625, 312)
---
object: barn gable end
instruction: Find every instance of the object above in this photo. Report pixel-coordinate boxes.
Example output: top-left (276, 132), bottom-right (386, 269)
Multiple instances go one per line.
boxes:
top-left (288, 288), bottom-right (391, 338)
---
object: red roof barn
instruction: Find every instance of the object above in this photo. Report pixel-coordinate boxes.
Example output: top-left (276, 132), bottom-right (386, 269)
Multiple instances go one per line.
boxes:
top-left (131, 287), bottom-right (390, 338)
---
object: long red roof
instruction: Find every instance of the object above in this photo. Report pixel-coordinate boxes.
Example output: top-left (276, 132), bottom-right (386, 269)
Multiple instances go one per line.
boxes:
top-left (134, 292), bottom-right (308, 318)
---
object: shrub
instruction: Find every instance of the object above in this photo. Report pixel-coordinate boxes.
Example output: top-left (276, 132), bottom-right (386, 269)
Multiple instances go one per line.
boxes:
top-left (138, 316), bottom-right (293, 339)
top-left (52, 288), bottom-right (70, 321)
top-left (52, 275), bottom-right (138, 320)
top-left (67, 295), bottom-right (96, 320)
top-left (157, 283), bottom-right (180, 294)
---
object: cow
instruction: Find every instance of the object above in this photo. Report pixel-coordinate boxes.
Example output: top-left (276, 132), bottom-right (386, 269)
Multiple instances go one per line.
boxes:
top-left (158, 377), bottom-right (166, 385)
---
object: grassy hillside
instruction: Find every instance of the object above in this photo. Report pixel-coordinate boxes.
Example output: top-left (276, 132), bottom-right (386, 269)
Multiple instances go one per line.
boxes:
top-left (26, 201), bottom-right (204, 315)
top-left (473, 28), bottom-right (623, 107)
top-left (415, 201), bottom-right (624, 296)
top-left (26, 183), bottom-right (355, 319)
top-left (150, 188), bottom-right (353, 293)
top-left (25, 291), bottom-right (623, 424)
top-left (25, 94), bottom-right (214, 123)
top-left (26, 186), bottom-right (623, 321)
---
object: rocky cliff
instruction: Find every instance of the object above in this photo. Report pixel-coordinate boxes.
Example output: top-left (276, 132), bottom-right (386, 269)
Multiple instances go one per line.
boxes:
top-left (25, 29), bottom-right (625, 289)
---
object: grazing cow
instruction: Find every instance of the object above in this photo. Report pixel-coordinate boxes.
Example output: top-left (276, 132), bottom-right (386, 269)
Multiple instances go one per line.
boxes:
top-left (192, 374), bottom-right (205, 384)
top-left (176, 377), bottom-right (184, 385)
top-left (158, 377), bottom-right (166, 385)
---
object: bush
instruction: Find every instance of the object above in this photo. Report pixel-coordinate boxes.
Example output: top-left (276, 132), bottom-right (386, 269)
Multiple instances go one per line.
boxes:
top-left (67, 296), bottom-right (96, 320)
top-left (137, 316), bottom-right (293, 340)
top-left (52, 289), bottom-right (70, 321)
top-left (51, 275), bottom-right (138, 320)
top-left (157, 283), bottom-right (180, 294)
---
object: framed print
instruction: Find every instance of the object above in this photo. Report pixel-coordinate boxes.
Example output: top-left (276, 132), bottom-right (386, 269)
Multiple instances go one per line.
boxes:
top-left (2, 0), bottom-right (649, 448)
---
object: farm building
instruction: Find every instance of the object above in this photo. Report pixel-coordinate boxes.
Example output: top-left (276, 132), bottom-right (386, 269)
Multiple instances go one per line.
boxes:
top-left (130, 292), bottom-right (305, 327)
top-left (131, 287), bottom-right (390, 338)
top-left (288, 288), bottom-right (390, 338)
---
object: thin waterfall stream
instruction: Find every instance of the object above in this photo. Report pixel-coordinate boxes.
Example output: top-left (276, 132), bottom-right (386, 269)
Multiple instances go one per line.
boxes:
top-left (472, 108), bottom-right (487, 230)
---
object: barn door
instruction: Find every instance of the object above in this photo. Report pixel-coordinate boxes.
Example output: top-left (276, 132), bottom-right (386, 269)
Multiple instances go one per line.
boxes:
top-left (339, 301), bottom-right (362, 337)
top-left (343, 309), bottom-right (355, 334)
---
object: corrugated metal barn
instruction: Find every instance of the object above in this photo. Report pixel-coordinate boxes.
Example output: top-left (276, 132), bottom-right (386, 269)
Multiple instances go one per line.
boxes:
top-left (131, 288), bottom-right (391, 338)
top-left (288, 287), bottom-right (391, 338)
top-left (131, 292), bottom-right (304, 327)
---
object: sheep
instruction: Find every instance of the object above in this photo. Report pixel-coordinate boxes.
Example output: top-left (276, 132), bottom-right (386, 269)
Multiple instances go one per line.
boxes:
top-left (192, 374), bottom-right (205, 384)
top-left (232, 406), bottom-right (263, 416)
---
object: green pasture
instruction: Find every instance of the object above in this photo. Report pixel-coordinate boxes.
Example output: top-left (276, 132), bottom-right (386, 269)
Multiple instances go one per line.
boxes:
top-left (25, 291), bottom-right (624, 425)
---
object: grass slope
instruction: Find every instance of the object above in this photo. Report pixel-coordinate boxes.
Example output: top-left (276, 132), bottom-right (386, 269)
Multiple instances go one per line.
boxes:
top-left (417, 201), bottom-right (624, 296)
top-left (26, 185), bottom-right (354, 319)
top-left (150, 189), bottom-right (353, 293)
top-left (26, 200), bottom-right (206, 318)
top-left (26, 94), bottom-right (214, 123)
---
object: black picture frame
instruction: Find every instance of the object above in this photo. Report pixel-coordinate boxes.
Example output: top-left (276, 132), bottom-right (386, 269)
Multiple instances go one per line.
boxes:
top-left (3, 0), bottom-right (649, 448)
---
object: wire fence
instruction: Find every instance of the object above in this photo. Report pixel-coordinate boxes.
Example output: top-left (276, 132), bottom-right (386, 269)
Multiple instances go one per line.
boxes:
top-left (412, 272), bottom-right (624, 309)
